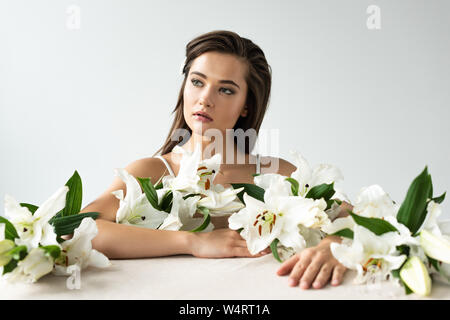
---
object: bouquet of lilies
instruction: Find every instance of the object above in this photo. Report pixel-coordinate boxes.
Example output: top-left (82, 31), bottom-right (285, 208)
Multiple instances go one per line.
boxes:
top-left (113, 143), bottom-right (246, 232)
top-left (228, 150), bottom-right (349, 262)
top-left (324, 167), bottom-right (450, 296)
top-left (0, 171), bottom-right (110, 285)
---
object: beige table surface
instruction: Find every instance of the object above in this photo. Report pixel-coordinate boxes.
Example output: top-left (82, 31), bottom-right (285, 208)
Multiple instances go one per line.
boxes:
top-left (1, 254), bottom-right (449, 300)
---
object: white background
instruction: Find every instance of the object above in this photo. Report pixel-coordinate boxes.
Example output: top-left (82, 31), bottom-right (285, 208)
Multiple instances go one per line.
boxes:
top-left (1, 0), bottom-right (449, 218)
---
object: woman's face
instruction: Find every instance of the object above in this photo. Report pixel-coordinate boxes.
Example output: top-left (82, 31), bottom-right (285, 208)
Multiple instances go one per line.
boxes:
top-left (183, 51), bottom-right (248, 136)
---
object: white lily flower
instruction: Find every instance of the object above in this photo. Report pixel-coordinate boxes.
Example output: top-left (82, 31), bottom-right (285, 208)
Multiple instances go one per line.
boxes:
top-left (330, 225), bottom-right (407, 284)
top-left (323, 184), bottom-right (401, 236)
top-left (229, 177), bottom-right (328, 255)
top-left (321, 215), bottom-right (355, 235)
top-left (157, 191), bottom-right (213, 232)
top-left (53, 217), bottom-right (111, 275)
top-left (197, 184), bottom-right (245, 217)
top-left (420, 229), bottom-right (450, 264)
top-left (229, 193), bottom-right (303, 254)
top-left (161, 143), bottom-right (221, 195)
top-left (353, 184), bottom-right (399, 219)
top-left (296, 197), bottom-right (330, 230)
top-left (160, 143), bottom-right (245, 219)
top-left (418, 200), bottom-right (444, 236)
top-left (254, 173), bottom-right (292, 196)
top-left (4, 186), bottom-right (69, 251)
top-left (290, 150), bottom-right (344, 197)
top-left (113, 168), bottom-right (168, 229)
top-left (4, 247), bottom-right (54, 283)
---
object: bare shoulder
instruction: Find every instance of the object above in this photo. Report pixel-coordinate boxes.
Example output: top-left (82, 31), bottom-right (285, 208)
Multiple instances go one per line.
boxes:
top-left (260, 156), bottom-right (297, 177)
top-left (80, 157), bottom-right (169, 219)
top-left (94, 157), bottom-right (169, 200)
top-left (123, 157), bottom-right (169, 183)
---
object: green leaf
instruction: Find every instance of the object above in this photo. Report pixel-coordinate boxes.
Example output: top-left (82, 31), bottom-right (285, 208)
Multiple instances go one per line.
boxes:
top-left (252, 173), bottom-right (261, 177)
top-left (20, 203), bottom-right (38, 214)
top-left (154, 182), bottom-right (164, 190)
top-left (396, 166), bottom-right (433, 234)
top-left (285, 178), bottom-right (299, 196)
top-left (403, 282), bottom-right (414, 295)
top-left (350, 212), bottom-right (398, 236)
top-left (63, 170), bottom-right (83, 217)
top-left (160, 190), bottom-right (173, 213)
top-left (7, 245), bottom-right (27, 261)
top-left (391, 261), bottom-right (413, 295)
top-left (432, 191), bottom-right (446, 204)
top-left (427, 256), bottom-right (440, 272)
top-left (231, 183), bottom-right (265, 204)
top-left (137, 177), bottom-right (160, 210)
top-left (50, 212), bottom-right (99, 236)
top-left (332, 228), bottom-right (354, 239)
top-left (189, 207), bottom-right (211, 232)
top-left (396, 245), bottom-right (410, 256)
top-left (305, 182), bottom-right (335, 201)
top-left (391, 269), bottom-right (400, 279)
top-left (40, 245), bottom-right (61, 259)
top-left (48, 209), bottom-right (64, 225)
top-left (0, 217), bottom-right (19, 240)
top-left (270, 238), bottom-right (282, 263)
top-left (2, 259), bottom-right (18, 275)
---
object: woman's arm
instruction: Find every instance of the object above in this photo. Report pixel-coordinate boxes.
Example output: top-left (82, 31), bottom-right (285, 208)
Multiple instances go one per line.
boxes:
top-left (276, 201), bottom-right (354, 289)
top-left (273, 158), bottom-right (353, 289)
top-left (82, 158), bottom-right (266, 259)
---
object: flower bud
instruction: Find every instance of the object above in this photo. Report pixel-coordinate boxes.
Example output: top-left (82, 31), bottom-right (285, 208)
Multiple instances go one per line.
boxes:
top-left (0, 239), bottom-right (15, 266)
top-left (400, 256), bottom-right (431, 296)
top-left (420, 229), bottom-right (450, 264)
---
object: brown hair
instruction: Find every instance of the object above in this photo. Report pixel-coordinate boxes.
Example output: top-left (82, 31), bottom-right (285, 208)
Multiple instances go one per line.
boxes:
top-left (153, 30), bottom-right (272, 156)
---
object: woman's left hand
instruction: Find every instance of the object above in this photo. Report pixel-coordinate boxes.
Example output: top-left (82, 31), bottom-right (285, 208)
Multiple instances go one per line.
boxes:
top-left (276, 235), bottom-right (347, 289)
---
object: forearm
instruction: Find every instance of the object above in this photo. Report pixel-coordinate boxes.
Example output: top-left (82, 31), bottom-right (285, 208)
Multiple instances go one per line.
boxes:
top-left (92, 219), bottom-right (194, 259)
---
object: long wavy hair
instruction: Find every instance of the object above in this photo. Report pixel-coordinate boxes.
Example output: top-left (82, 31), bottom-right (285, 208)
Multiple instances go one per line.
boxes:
top-left (153, 30), bottom-right (272, 156)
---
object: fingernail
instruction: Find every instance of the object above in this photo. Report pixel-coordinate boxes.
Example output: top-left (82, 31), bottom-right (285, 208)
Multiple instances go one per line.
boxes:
top-left (300, 281), bottom-right (309, 289)
top-left (288, 278), bottom-right (296, 286)
top-left (313, 281), bottom-right (321, 288)
top-left (332, 280), bottom-right (339, 285)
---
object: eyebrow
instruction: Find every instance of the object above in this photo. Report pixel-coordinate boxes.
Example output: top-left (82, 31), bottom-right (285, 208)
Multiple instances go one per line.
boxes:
top-left (190, 71), bottom-right (240, 90)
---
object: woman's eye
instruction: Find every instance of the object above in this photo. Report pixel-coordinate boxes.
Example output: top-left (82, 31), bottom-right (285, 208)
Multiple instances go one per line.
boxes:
top-left (191, 78), bottom-right (234, 95)
top-left (220, 88), bottom-right (234, 95)
top-left (191, 79), bottom-right (202, 87)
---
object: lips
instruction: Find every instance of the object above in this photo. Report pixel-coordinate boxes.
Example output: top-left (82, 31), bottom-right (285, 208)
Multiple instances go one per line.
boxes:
top-left (193, 111), bottom-right (213, 121)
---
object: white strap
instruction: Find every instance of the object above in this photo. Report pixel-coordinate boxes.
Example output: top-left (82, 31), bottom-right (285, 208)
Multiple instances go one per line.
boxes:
top-left (256, 154), bottom-right (261, 175)
top-left (155, 155), bottom-right (175, 177)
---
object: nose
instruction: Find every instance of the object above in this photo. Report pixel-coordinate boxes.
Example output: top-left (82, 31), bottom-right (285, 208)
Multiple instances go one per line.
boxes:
top-left (199, 89), bottom-right (214, 108)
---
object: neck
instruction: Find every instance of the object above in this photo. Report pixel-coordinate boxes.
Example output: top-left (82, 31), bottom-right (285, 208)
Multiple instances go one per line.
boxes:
top-left (181, 130), bottom-right (249, 165)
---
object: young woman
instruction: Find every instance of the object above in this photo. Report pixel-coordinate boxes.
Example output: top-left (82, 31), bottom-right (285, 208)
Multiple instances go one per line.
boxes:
top-left (82, 30), bottom-right (352, 290)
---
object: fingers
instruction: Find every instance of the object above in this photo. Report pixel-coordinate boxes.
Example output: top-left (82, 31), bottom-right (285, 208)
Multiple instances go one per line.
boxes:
top-left (276, 254), bottom-right (300, 276)
top-left (232, 246), bottom-right (267, 258)
top-left (298, 259), bottom-right (321, 289)
top-left (331, 264), bottom-right (347, 286)
top-left (312, 263), bottom-right (333, 289)
top-left (287, 257), bottom-right (310, 287)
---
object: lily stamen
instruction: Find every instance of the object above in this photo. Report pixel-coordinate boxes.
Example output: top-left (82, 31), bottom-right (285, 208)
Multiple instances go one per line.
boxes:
top-left (253, 210), bottom-right (278, 237)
